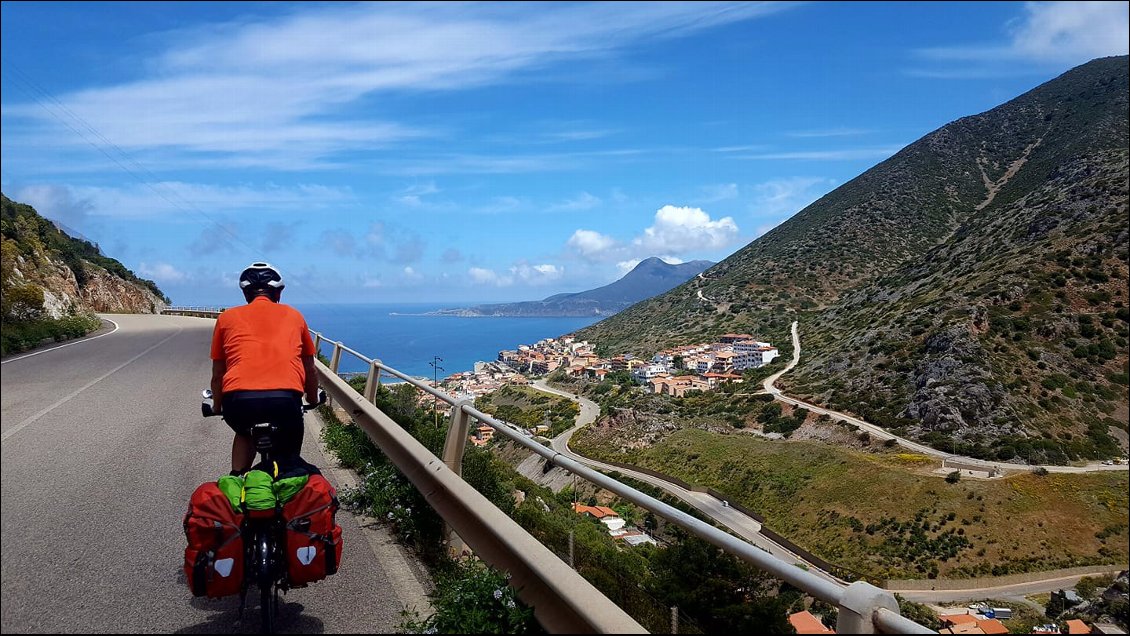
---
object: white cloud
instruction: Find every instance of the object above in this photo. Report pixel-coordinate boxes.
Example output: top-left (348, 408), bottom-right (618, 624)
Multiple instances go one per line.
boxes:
top-left (785, 128), bottom-right (872, 138)
top-left (469, 267), bottom-right (506, 286)
top-left (633, 205), bottom-right (739, 254)
top-left (467, 261), bottom-right (563, 287)
top-left (364, 222), bottom-right (425, 263)
top-left (566, 204), bottom-right (739, 271)
top-left (698, 183), bottom-right (739, 203)
top-left (712, 144), bottom-right (769, 153)
top-left (914, 1), bottom-right (1128, 75)
top-left (568, 205), bottom-right (739, 264)
top-left (6, 2), bottom-right (793, 169)
top-left (616, 259), bottom-right (642, 275)
top-left (511, 262), bottom-right (563, 284)
top-left (549, 192), bottom-right (602, 212)
top-left (395, 181), bottom-right (439, 207)
top-left (749, 177), bottom-right (836, 237)
top-left (750, 177), bottom-right (834, 217)
top-left (734, 147), bottom-right (905, 161)
top-left (139, 262), bottom-right (188, 283)
top-left (12, 181), bottom-right (352, 220)
top-left (567, 229), bottom-right (618, 259)
top-left (13, 185), bottom-right (94, 232)
top-left (1007, 1), bottom-right (1128, 62)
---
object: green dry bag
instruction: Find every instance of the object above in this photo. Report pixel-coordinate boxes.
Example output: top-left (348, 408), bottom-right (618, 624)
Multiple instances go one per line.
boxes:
top-left (241, 470), bottom-right (276, 510)
top-left (217, 475), bottom-right (244, 512)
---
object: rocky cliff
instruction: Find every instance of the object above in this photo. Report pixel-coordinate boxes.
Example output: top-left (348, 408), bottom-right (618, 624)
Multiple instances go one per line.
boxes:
top-left (2, 194), bottom-right (168, 318)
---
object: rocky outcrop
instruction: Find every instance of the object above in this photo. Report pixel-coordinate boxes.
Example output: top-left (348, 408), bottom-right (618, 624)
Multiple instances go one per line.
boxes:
top-left (13, 252), bottom-right (165, 318)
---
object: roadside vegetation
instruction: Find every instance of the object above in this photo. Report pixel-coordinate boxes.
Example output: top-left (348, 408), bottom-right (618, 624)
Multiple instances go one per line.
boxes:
top-left (319, 377), bottom-right (801, 634)
top-left (474, 385), bottom-right (578, 438)
top-left (1, 237), bottom-right (102, 355)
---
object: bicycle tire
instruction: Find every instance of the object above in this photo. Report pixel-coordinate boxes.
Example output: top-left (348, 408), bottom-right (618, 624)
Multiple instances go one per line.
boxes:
top-left (257, 531), bottom-right (277, 634)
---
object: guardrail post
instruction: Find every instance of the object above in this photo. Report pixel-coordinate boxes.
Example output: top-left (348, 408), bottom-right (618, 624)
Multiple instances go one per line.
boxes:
top-left (442, 399), bottom-right (475, 557)
top-left (313, 332), bottom-right (323, 359)
top-left (363, 359), bottom-right (382, 404)
top-left (836, 581), bottom-right (900, 634)
top-left (326, 341), bottom-right (342, 409)
top-left (442, 399), bottom-right (475, 476)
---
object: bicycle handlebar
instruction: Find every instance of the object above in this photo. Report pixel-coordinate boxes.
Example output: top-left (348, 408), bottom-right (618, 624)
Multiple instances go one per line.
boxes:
top-left (200, 388), bottom-right (326, 418)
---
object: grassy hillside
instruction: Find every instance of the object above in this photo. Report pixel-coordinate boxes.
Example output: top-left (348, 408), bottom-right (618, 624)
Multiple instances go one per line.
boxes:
top-left (571, 425), bottom-right (1129, 581)
top-left (576, 56), bottom-right (1129, 457)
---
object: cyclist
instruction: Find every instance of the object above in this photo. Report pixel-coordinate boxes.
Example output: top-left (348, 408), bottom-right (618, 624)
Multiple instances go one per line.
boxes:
top-left (209, 262), bottom-right (319, 475)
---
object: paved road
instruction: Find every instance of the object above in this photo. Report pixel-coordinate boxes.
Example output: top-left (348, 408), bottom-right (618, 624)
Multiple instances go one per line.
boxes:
top-left (530, 379), bottom-right (843, 585)
top-left (896, 570), bottom-right (1122, 605)
top-left (1, 314), bottom-right (428, 634)
top-left (765, 321), bottom-right (1128, 475)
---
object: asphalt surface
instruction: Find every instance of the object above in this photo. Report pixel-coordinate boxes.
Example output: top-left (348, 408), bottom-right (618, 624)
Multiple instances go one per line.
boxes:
top-left (1, 314), bottom-right (428, 634)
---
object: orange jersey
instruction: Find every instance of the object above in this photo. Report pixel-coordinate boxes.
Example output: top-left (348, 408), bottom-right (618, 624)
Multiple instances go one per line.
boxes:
top-left (210, 296), bottom-right (316, 393)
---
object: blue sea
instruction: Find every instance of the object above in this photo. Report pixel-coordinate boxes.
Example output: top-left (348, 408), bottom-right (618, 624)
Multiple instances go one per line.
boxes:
top-left (292, 303), bottom-right (603, 379)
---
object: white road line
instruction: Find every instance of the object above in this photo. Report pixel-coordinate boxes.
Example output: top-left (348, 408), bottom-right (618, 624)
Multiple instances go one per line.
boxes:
top-left (2, 327), bottom-right (181, 443)
top-left (1, 317), bottom-right (121, 365)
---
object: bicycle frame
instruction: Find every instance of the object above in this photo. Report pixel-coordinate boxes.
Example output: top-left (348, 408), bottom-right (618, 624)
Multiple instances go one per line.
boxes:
top-left (200, 388), bottom-right (324, 633)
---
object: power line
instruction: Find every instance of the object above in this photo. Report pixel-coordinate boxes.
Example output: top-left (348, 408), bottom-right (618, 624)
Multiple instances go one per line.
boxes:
top-left (0, 58), bottom-right (333, 304)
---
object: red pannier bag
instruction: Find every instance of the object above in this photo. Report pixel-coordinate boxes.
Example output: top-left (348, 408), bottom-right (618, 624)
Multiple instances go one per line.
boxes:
top-left (183, 482), bottom-right (244, 598)
top-left (282, 474), bottom-right (343, 585)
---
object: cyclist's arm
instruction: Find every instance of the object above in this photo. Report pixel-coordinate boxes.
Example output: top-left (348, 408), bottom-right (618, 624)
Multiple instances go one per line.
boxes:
top-left (302, 355), bottom-right (318, 405)
top-left (211, 359), bottom-right (226, 413)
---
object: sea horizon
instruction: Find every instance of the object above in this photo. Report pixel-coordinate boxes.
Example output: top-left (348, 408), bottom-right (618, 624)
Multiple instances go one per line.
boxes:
top-left (291, 301), bottom-right (603, 380)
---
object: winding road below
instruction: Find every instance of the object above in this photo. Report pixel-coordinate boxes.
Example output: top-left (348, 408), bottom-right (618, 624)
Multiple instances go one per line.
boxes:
top-left (765, 321), bottom-right (1127, 475)
top-left (527, 322), bottom-right (1128, 602)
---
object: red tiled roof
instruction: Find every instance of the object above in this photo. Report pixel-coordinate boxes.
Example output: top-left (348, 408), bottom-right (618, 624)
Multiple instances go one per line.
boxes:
top-left (976, 619), bottom-right (1009, 635)
top-left (788, 611), bottom-right (835, 634)
top-left (1065, 619), bottom-right (1090, 634)
top-left (572, 503), bottom-right (619, 519)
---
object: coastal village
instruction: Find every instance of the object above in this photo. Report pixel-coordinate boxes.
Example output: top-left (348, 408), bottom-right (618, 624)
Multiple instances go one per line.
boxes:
top-left (424, 332), bottom-right (779, 552)
top-left (439, 332), bottom-right (779, 403)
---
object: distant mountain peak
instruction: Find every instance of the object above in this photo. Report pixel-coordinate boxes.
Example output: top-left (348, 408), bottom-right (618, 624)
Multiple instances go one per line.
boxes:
top-left (431, 256), bottom-right (714, 317)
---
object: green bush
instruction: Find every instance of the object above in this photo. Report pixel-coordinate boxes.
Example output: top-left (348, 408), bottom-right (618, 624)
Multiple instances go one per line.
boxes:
top-left (399, 560), bottom-right (539, 634)
top-left (0, 313), bottom-right (102, 356)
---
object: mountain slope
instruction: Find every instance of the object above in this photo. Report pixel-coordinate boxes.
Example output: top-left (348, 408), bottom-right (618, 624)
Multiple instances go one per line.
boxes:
top-left (1, 193), bottom-right (168, 316)
top-left (435, 257), bottom-right (713, 317)
top-left (577, 56), bottom-right (1129, 462)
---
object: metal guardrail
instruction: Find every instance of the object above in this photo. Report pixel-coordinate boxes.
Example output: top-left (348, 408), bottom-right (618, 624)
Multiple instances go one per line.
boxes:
top-left (163, 307), bottom-right (934, 634)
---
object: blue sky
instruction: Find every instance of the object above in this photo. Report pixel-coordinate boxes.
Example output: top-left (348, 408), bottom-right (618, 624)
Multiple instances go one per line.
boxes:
top-left (2, 1), bottom-right (1127, 306)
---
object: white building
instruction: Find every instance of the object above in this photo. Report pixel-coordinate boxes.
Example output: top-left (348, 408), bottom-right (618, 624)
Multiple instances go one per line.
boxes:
top-left (632, 362), bottom-right (671, 384)
top-left (733, 340), bottom-right (779, 369)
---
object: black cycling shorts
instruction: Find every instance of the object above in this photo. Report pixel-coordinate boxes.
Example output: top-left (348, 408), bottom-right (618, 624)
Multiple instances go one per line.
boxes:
top-left (221, 390), bottom-right (304, 457)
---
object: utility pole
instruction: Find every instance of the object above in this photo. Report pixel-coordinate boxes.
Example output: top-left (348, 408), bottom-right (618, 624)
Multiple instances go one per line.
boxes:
top-left (429, 356), bottom-right (444, 428)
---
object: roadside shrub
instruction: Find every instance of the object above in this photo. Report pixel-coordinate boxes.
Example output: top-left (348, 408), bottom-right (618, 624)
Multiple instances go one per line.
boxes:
top-left (399, 559), bottom-right (538, 634)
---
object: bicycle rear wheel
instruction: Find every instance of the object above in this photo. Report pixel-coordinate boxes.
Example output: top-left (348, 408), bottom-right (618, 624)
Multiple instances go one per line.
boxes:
top-left (257, 531), bottom-right (277, 633)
